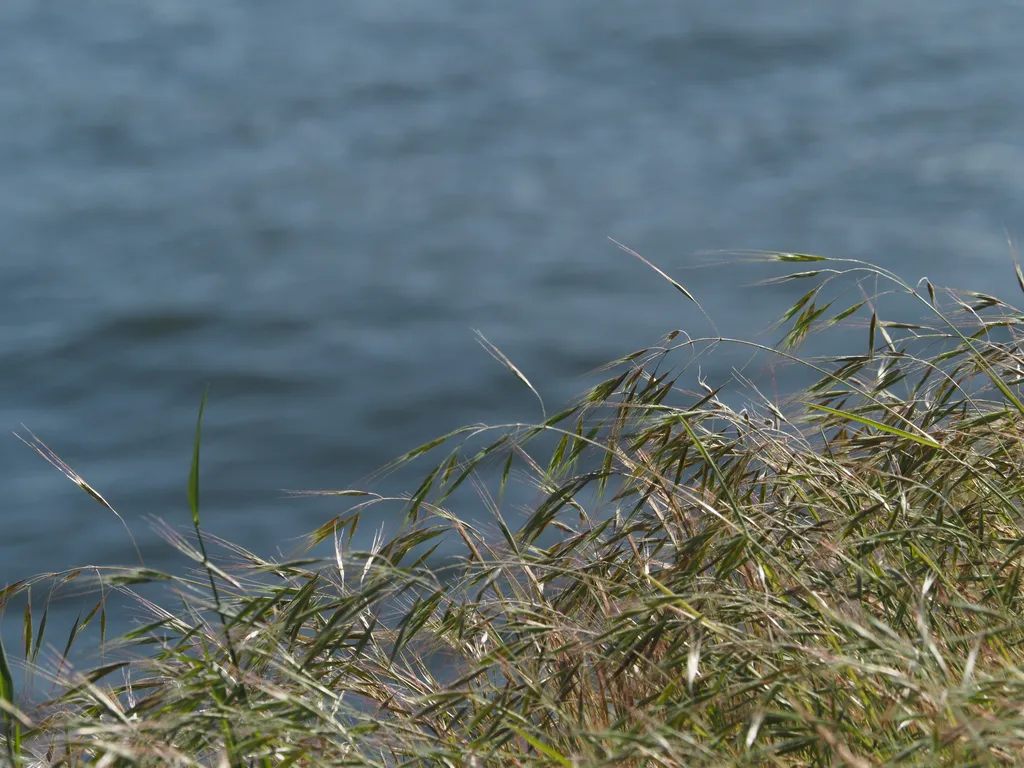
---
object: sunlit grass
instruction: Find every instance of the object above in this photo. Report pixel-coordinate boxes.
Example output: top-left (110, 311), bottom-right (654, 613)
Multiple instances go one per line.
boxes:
top-left (6, 252), bottom-right (1024, 765)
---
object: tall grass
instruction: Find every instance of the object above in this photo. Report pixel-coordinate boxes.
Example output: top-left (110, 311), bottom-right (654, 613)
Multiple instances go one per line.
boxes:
top-left (5, 253), bottom-right (1024, 765)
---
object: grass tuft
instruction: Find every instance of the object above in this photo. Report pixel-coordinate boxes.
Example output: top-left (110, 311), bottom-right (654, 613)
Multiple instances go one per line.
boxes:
top-left (8, 254), bottom-right (1024, 765)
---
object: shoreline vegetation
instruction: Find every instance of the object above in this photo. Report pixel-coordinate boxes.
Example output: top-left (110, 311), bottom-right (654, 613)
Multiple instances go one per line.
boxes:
top-left (6, 252), bottom-right (1024, 765)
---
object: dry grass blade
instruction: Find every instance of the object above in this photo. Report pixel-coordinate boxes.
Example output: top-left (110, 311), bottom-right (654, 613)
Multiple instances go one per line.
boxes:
top-left (609, 237), bottom-right (720, 337)
top-left (474, 329), bottom-right (546, 419)
top-left (15, 428), bottom-right (143, 566)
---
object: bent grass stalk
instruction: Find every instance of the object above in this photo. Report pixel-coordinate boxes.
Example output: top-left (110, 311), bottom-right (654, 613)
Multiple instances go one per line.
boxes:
top-left (6, 254), bottom-right (1024, 765)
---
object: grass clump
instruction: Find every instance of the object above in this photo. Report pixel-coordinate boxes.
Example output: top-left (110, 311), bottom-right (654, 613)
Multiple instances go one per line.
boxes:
top-left (6, 253), bottom-right (1024, 765)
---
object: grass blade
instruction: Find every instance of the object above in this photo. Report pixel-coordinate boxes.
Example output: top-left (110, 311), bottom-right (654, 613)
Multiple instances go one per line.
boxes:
top-left (188, 387), bottom-right (209, 529)
top-left (0, 632), bottom-right (19, 765)
top-left (805, 402), bottom-right (941, 448)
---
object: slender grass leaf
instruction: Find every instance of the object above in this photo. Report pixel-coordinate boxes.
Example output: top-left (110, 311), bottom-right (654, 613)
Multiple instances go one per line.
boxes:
top-left (22, 592), bottom-right (30, 661)
top-left (475, 330), bottom-right (546, 419)
top-left (62, 611), bottom-right (82, 664)
top-left (0, 632), bottom-right (18, 765)
top-left (805, 403), bottom-right (941, 448)
top-left (610, 238), bottom-right (699, 305)
top-left (188, 387), bottom-right (209, 528)
top-left (507, 725), bottom-right (573, 767)
top-left (869, 311), bottom-right (877, 358)
top-left (30, 604), bottom-right (47, 666)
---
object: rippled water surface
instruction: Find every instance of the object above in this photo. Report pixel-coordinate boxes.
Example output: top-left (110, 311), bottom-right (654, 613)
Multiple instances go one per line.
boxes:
top-left (3, 2), bottom-right (1024, 632)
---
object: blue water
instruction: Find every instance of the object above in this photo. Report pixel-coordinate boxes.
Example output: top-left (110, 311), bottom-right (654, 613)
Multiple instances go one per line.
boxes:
top-left (3, 1), bottom-right (1024, 638)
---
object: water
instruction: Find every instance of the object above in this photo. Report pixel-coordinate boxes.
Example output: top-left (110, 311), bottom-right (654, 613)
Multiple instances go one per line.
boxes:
top-left (3, 1), bottom-right (1024, 638)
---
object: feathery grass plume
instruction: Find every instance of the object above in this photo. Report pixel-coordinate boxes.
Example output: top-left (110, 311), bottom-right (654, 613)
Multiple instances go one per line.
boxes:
top-left (9, 253), bottom-right (1024, 764)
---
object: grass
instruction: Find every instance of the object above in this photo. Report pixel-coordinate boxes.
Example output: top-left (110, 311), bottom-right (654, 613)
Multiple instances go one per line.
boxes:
top-left (6, 252), bottom-right (1024, 765)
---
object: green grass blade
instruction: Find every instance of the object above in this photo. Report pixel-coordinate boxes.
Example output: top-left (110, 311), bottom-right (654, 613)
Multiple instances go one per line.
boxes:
top-left (508, 725), bottom-right (573, 767)
top-left (31, 604), bottom-right (47, 666)
top-left (0, 632), bottom-right (19, 765)
top-left (21, 590), bottom-right (30, 661)
top-left (188, 387), bottom-right (209, 529)
top-left (805, 402), bottom-right (941, 448)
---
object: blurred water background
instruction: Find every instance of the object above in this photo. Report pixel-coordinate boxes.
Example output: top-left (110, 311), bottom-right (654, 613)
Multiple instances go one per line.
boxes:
top-left (3, 1), bottom-right (1024, 638)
